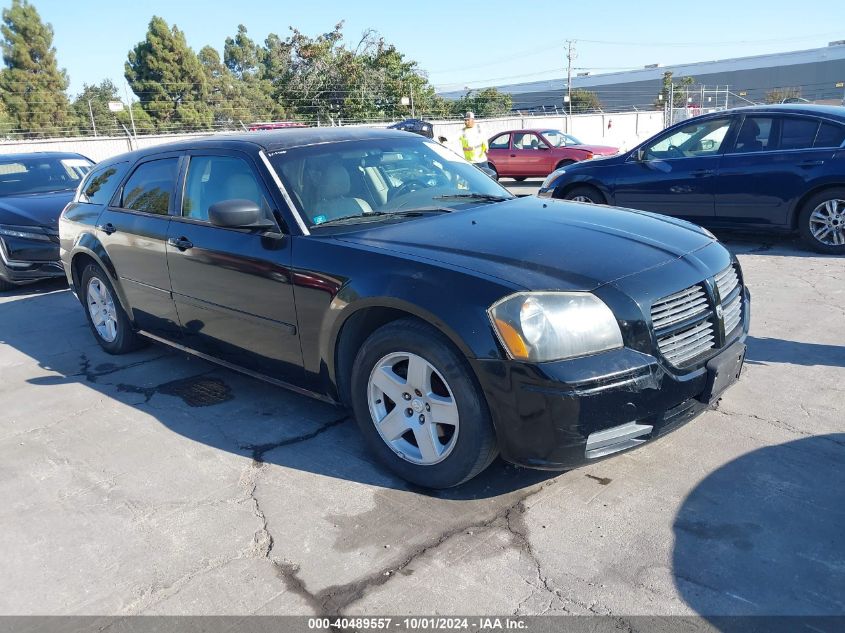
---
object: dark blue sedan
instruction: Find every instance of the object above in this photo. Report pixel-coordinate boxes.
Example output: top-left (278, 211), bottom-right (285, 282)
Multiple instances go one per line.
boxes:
top-left (539, 104), bottom-right (845, 253)
top-left (0, 152), bottom-right (94, 290)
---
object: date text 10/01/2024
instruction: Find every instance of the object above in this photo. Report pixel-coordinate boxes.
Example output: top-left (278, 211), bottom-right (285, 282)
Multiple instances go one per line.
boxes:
top-left (307, 617), bottom-right (528, 630)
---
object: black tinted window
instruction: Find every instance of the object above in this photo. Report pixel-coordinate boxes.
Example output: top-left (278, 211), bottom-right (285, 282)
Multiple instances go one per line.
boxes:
top-left (814, 123), bottom-right (845, 148)
top-left (78, 162), bottom-right (129, 205)
top-left (734, 117), bottom-right (773, 153)
top-left (121, 158), bottom-right (179, 215)
top-left (779, 118), bottom-right (819, 150)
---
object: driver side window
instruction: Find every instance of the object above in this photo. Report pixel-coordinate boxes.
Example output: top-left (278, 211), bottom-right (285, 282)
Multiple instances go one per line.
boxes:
top-left (182, 155), bottom-right (270, 222)
top-left (645, 118), bottom-right (732, 159)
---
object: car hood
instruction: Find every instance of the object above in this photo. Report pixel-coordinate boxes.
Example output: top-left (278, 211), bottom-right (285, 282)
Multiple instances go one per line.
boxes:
top-left (571, 144), bottom-right (618, 156)
top-left (334, 197), bottom-right (715, 291)
top-left (0, 190), bottom-right (75, 228)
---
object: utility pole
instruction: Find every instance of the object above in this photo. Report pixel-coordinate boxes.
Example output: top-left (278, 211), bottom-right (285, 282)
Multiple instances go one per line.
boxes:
top-left (124, 83), bottom-right (137, 142)
top-left (87, 99), bottom-right (98, 137)
top-left (566, 40), bottom-right (576, 116)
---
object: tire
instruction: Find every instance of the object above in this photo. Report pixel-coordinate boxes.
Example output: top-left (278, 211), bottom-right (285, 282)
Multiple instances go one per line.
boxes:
top-left (555, 160), bottom-right (575, 170)
top-left (80, 263), bottom-right (145, 354)
top-left (0, 278), bottom-right (16, 292)
top-left (797, 188), bottom-right (845, 254)
top-left (488, 163), bottom-right (499, 180)
top-left (350, 318), bottom-right (498, 488)
top-left (562, 185), bottom-right (606, 204)
top-left (513, 176), bottom-right (527, 182)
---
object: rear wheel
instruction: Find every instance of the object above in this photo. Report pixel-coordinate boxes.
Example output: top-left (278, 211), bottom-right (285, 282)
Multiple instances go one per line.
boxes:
top-left (350, 318), bottom-right (498, 488)
top-left (562, 185), bottom-right (606, 204)
top-left (512, 176), bottom-right (527, 182)
top-left (80, 263), bottom-right (145, 354)
top-left (798, 188), bottom-right (845, 254)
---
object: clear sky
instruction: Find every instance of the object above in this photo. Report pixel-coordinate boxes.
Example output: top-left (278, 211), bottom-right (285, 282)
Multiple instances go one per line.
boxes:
top-left (28, 0), bottom-right (845, 97)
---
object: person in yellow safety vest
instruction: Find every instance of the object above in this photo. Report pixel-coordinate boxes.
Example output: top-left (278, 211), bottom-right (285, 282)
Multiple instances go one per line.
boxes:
top-left (459, 111), bottom-right (489, 168)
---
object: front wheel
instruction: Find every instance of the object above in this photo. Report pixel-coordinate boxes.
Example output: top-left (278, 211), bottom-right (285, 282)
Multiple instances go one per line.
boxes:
top-left (80, 263), bottom-right (145, 354)
top-left (798, 188), bottom-right (845, 254)
top-left (512, 176), bottom-right (527, 182)
top-left (562, 185), bottom-right (606, 204)
top-left (350, 319), bottom-right (498, 488)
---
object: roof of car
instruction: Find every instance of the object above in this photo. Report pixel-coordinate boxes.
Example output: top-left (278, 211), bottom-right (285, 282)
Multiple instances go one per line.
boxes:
top-left (0, 151), bottom-right (92, 161)
top-left (95, 127), bottom-right (417, 167)
top-left (716, 103), bottom-right (845, 120)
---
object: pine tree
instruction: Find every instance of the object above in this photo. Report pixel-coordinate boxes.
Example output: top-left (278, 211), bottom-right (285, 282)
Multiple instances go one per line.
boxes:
top-left (125, 16), bottom-right (212, 131)
top-left (0, 0), bottom-right (73, 137)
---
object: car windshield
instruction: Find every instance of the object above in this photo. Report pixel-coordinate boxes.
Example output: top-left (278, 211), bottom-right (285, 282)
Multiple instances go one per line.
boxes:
top-left (0, 156), bottom-right (93, 197)
top-left (541, 130), bottom-right (583, 147)
top-left (270, 137), bottom-right (513, 227)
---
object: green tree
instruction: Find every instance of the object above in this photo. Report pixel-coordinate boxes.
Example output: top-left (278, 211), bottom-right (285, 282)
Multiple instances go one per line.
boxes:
top-left (0, 0), bottom-right (73, 137)
top-left (71, 79), bottom-right (123, 136)
top-left (656, 71), bottom-right (695, 108)
top-left (569, 88), bottom-right (602, 113)
top-left (125, 16), bottom-right (212, 131)
top-left (451, 88), bottom-right (512, 118)
top-left (221, 25), bottom-right (283, 123)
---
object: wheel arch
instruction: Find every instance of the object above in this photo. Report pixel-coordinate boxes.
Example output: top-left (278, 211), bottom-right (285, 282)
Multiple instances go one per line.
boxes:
top-left (788, 182), bottom-right (845, 229)
top-left (553, 178), bottom-right (609, 202)
top-left (68, 236), bottom-right (132, 317)
top-left (329, 299), bottom-right (480, 406)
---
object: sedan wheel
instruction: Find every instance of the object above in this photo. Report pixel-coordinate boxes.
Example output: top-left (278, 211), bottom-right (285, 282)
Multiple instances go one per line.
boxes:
top-left (87, 277), bottom-right (118, 343)
top-left (368, 351), bottom-right (460, 465)
top-left (80, 263), bottom-right (145, 354)
top-left (351, 318), bottom-right (498, 488)
top-left (799, 188), bottom-right (845, 254)
top-left (808, 199), bottom-right (845, 247)
top-left (562, 185), bottom-right (605, 205)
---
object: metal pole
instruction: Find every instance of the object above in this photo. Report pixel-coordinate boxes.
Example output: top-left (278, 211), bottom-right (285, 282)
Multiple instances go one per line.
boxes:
top-left (87, 99), bottom-right (98, 137)
top-left (669, 83), bottom-right (674, 125)
top-left (566, 40), bottom-right (575, 116)
top-left (124, 83), bottom-right (137, 140)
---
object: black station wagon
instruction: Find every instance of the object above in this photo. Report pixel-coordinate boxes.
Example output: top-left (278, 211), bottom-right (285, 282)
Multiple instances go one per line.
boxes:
top-left (60, 128), bottom-right (750, 487)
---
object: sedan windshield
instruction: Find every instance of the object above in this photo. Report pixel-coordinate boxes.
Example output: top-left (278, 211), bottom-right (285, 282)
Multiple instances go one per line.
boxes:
top-left (0, 156), bottom-right (94, 197)
top-left (541, 130), bottom-right (583, 147)
top-left (270, 137), bottom-right (513, 227)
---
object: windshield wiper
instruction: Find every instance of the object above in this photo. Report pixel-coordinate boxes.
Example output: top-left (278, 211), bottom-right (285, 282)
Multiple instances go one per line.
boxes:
top-left (313, 209), bottom-right (451, 227)
top-left (432, 193), bottom-right (513, 203)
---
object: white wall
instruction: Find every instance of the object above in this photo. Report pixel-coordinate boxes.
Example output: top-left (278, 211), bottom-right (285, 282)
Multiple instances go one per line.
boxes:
top-left (0, 111), bottom-right (664, 163)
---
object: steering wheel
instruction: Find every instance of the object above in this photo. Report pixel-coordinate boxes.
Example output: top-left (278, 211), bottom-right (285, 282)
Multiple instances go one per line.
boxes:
top-left (667, 144), bottom-right (685, 158)
top-left (389, 179), bottom-right (428, 201)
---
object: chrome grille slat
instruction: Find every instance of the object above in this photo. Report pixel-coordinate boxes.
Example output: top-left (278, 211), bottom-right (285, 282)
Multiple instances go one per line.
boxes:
top-left (651, 264), bottom-right (745, 368)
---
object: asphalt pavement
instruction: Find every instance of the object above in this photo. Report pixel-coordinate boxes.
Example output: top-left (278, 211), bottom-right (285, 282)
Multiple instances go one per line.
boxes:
top-left (1, 183), bottom-right (843, 619)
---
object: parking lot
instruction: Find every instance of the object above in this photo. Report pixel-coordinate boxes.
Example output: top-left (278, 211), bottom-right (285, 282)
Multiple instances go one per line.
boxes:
top-left (1, 178), bottom-right (843, 618)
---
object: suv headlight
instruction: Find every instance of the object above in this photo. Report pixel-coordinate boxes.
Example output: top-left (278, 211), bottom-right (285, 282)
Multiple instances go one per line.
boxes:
top-left (489, 292), bottom-right (623, 362)
top-left (0, 225), bottom-right (51, 241)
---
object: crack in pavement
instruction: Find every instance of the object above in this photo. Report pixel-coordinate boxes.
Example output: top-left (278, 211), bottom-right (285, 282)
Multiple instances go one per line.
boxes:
top-left (240, 413), bottom-right (350, 464)
top-left (714, 408), bottom-right (845, 448)
top-left (269, 479), bottom-right (562, 616)
top-left (75, 352), bottom-right (174, 383)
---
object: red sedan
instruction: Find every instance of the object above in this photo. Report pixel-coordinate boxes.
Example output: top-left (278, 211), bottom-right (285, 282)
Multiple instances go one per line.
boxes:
top-left (486, 129), bottom-right (618, 180)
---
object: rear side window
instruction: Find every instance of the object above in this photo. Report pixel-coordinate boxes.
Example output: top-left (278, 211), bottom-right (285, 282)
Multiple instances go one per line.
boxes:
top-left (814, 123), bottom-right (845, 148)
top-left (489, 134), bottom-right (510, 150)
top-left (182, 155), bottom-right (270, 222)
top-left (778, 118), bottom-right (819, 150)
top-left (78, 162), bottom-right (129, 205)
top-left (120, 158), bottom-right (179, 215)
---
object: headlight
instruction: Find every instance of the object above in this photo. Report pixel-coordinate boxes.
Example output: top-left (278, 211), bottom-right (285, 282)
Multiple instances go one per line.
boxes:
top-left (489, 292), bottom-right (623, 362)
top-left (0, 225), bottom-right (51, 241)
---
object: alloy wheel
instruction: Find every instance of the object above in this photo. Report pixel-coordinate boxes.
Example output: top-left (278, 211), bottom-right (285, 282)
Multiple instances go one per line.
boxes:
top-left (809, 199), bottom-right (845, 246)
top-left (367, 351), bottom-right (460, 465)
top-left (87, 277), bottom-right (118, 343)
top-left (570, 195), bottom-right (594, 203)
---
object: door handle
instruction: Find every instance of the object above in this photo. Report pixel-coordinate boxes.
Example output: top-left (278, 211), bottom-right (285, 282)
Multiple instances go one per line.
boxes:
top-left (96, 222), bottom-right (117, 235)
top-left (799, 160), bottom-right (824, 168)
top-left (690, 169), bottom-right (714, 176)
top-left (167, 236), bottom-right (193, 251)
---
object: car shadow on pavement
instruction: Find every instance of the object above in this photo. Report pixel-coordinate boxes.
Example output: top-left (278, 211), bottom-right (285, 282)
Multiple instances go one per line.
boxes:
top-left (2, 286), bottom-right (557, 500)
top-left (673, 434), bottom-right (845, 620)
top-left (746, 335), bottom-right (845, 368)
top-left (715, 231), bottom-right (840, 258)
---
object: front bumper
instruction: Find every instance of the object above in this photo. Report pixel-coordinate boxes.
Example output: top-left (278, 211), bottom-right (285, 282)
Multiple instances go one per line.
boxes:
top-left (0, 236), bottom-right (64, 285)
top-left (470, 305), bottom-right (749, 470)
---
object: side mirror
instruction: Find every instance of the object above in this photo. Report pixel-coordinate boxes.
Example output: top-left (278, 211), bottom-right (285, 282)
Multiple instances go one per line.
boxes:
top-left (208, 199), bottom-right (273, 229)
top-left (635, 148), bottom-right (647, 162)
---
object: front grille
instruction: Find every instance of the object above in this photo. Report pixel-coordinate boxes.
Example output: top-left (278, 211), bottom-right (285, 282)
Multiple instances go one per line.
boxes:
top-left (650, 264), bottom-right (744, 368)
